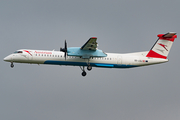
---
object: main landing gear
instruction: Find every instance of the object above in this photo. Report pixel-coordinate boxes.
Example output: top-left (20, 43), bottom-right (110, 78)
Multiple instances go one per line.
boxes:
top-left (10, 62), bottom-right (14, 68)
top-left (87, 65), bottom-right (92, 71)
top-left (80, 65), bottom-right (92, 77)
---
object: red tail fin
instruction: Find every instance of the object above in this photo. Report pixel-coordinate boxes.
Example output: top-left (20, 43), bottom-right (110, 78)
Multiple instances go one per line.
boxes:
top-left (146, 32), bottom-right (177, 59)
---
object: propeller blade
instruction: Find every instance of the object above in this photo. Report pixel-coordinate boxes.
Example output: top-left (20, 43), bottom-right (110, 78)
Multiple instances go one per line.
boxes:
top-left (60, 40), bottom-right (67, 60)
top-left (65, 40), bottom-right (67, 60)
top-left (65, 40), bottom-right (67, 51)
top-left (64, 51), bottom-right (67, 60)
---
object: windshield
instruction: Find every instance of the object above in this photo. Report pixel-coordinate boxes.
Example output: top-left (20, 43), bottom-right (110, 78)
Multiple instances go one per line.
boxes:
top-left (14, 51), bottom-right (23, 54)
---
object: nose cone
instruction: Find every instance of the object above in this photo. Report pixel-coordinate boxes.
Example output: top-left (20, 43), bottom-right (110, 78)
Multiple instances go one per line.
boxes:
top-left (4, 55), bottom-right (12, 62)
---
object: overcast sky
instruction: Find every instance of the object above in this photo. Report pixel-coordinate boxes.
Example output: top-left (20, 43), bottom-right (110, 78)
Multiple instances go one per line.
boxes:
top-left (1, 0), bottom-right (180, 120)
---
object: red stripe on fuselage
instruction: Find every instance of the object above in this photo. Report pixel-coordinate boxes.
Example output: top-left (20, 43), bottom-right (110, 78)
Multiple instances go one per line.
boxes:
top-left (23, 50), bottom-right (32, 56)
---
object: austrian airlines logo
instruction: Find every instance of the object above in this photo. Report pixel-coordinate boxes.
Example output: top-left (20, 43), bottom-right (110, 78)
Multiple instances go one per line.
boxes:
top-left (158, 43), bottom-right (168, 51)
top-left (23, 50), bottom-right (32, 56)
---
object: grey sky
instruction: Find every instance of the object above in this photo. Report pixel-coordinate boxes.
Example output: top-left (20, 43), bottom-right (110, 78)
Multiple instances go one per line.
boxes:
top-left (1, 0), bottom-right (180, 120)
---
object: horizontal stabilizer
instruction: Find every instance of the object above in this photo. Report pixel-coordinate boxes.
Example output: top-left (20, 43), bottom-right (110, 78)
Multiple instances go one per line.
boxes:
top-left (162, 32), bottom-right (176, 38)
top-left (157, 32), bottom-right (177, 42)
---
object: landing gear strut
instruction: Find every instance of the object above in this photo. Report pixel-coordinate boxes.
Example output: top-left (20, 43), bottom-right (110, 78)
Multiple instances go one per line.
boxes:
top-left (79, 59), bottom-right (93, 76)
top-left (10, 62), bottom-right (14, 68)
top-left (86, 59), bottom-right (92, 71)
top-left (80, 66), bottom-right (87, 77)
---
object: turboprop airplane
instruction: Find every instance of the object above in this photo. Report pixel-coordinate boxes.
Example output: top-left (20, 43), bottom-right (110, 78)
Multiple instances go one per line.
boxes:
top-left (4, 32), bottom-right (177, 76)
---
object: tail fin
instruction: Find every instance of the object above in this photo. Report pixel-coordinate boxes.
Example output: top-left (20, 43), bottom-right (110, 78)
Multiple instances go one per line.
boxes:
top-left (146, 32), bottom-right (177, 59)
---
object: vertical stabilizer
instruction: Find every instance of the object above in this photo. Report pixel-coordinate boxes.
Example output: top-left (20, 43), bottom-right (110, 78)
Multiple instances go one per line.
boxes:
top-left (146, 32), bottom-right (177, 59)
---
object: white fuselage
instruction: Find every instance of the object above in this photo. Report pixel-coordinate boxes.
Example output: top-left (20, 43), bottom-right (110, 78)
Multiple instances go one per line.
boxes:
top-left (4, 32), bottom-right (176, 76)
top-left (4, 49), bottom-right (168, 68)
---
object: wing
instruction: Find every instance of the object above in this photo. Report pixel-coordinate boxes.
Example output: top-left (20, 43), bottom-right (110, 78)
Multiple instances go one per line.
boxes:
top-left (80, 37), bottom-right (98, 50)
top-left (67, 37), bottom-right (107, 58)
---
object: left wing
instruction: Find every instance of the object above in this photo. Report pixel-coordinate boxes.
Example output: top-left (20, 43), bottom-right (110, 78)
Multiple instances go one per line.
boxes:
top-left (81, 37), bottom-right (98, 50)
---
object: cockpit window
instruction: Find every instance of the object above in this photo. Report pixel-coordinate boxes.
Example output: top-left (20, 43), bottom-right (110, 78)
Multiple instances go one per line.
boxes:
top-left (14, 51), bottom-right (23, 53)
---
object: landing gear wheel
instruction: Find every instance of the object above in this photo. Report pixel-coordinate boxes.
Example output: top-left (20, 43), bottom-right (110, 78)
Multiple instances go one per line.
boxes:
top-left (82, 71), bottom-right (87, 77)
top-left (87, 66), bottom-right (92, 71)
top-left (10, 62), bottom-right (14, 68)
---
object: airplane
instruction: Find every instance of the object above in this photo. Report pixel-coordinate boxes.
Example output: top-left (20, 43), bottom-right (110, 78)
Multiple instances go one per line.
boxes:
top-left (4, 32), bottom-right (177, 76)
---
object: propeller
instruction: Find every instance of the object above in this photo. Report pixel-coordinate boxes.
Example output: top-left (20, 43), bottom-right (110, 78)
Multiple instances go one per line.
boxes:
top-left (60, 40), bottom-right (67, 60)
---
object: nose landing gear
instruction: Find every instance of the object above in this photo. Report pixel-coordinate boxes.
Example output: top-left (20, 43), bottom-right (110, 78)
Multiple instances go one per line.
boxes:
top-left (10, 62), bottom-right (14, 68)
